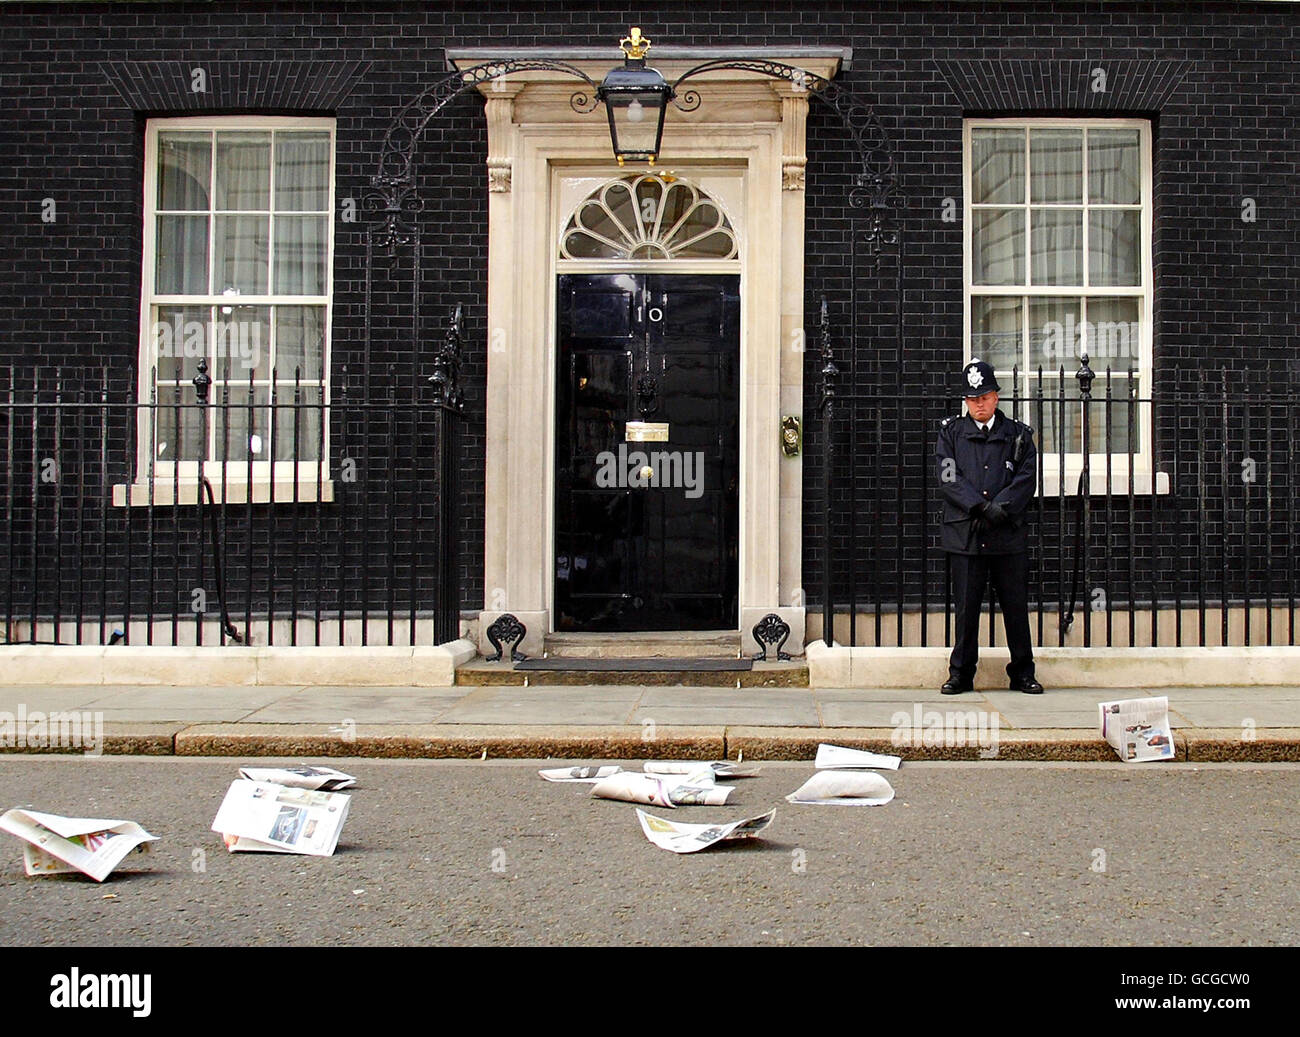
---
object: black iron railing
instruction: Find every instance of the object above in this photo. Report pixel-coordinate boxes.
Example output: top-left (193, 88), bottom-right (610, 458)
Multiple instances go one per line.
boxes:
top-left (1, 349), bottom-right (463, 649)
top-left (813, 311), bottom-right (1300, 648)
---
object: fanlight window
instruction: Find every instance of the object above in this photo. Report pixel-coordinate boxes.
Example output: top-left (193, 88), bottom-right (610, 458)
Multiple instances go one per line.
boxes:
top-left (561, 175), bottom-right (738, 261)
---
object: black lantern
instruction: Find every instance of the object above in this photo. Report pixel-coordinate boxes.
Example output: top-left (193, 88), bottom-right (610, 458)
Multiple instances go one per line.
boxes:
top-left (597, 28), bottom-right (674, 165)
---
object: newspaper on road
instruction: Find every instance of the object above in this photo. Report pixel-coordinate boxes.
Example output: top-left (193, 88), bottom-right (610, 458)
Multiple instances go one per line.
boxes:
top-left (636, 808), bottom-right (776, 854)
top-left (644, 761), bottom-right (762, 778)
top-left (237, 765), bottom-right (357, 791)
top-left (814, 743), bottom-right (902, 771)
top-left (212, 780), bottom-right (351, 856)
top-left (590, 770), bottom-right (734, 808)
top-left (538, 765), bottom-right (624, 783)
top-left (786, 770), bottom-right (896, 806)
top-left (1098, 696), bottom-right (1176, 763)
top-left (0, 809), bottom-right (157, 882)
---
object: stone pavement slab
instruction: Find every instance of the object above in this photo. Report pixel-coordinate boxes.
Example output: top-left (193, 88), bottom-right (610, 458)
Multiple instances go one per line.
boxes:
top-left (0, 686), bottom-right (119, 711)
top-left (810, 686), bottom-right (977, 702)
top-left (434, 685), bottom-right (645, 725)
top-left (1168, 702), bottom-right (1300, 727)
top-left (632, 686), bottom-right (820, 727)
top-left (240, 687), bottom-right (468, 724)
top-left (818, 700), bottom-right (984, 727)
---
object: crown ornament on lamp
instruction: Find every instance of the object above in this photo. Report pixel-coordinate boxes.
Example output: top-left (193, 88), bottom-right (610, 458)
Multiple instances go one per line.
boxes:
top-left (596, 26), bottom-right (675, 165)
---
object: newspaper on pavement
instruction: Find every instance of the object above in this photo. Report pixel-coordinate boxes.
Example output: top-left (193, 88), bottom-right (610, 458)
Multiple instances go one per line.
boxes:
top-left (538, 765), bottom-right (624, 783)
top-left (237, 765), bottom-right (357, 791)
top-left (590, 769), bottom-right (734, 807)
top-left (643, 761), bottom-right (762, 778)
top-left (212, 780), bottom-right (351, 856)
top-left (0, 809), bottom-right (157, 882)
top-left (814, 743), bottom-right (902, 771)
top-left (785, 770), bottom-right (896, 806)
top-left (1098, 695), bottom-right (1176, 763)
top-left (636, 808), bottom-right (776, 854)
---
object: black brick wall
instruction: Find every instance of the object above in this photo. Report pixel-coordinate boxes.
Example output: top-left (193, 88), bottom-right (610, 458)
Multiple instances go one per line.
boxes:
top-left (1, 1), bottom-right (1298, 637)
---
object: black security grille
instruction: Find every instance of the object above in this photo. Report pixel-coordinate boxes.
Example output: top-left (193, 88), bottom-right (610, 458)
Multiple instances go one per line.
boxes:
top-left (1, 359), bottom-right (462, 648)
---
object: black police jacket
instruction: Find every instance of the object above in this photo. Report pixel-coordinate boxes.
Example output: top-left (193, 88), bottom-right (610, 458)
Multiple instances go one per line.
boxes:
top-left (935, 410), bottom-right (1037, 555)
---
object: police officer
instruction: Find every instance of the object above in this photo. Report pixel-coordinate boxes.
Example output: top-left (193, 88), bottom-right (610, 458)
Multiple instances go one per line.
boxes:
top-left (935, 359), bottom-right (1044, 695)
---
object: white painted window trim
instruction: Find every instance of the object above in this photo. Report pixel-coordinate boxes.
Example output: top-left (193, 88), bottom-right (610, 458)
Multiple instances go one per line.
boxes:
top-left (117, 115), bottom-right (337, 508)
top-left (962, 116), bottom-right (1167, 496)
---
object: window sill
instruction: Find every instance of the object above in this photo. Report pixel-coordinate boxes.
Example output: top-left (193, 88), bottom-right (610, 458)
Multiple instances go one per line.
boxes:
top-left (112, 480), bottom-right (336, 507)
top-left (1038, 470), bottom-right (1170, 497)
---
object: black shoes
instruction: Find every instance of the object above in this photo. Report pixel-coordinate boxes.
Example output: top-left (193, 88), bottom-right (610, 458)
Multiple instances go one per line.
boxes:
top-left (1010, 677), bottom-right (1044, 695)
top-left (942, 676), bottom-right (1044, 694)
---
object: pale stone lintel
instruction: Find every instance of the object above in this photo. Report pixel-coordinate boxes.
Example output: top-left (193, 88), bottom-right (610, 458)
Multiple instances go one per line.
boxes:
top-left (806, 643), bottom-right (1300, 690)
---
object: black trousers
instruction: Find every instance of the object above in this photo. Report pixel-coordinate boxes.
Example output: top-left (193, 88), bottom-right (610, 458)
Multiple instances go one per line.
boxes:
top-left (948, 551), bottom-right (1035, 683)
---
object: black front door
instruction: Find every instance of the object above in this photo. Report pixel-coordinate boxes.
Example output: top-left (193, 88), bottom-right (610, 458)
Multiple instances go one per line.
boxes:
top-left (556, 273), bottom-right (740, 631)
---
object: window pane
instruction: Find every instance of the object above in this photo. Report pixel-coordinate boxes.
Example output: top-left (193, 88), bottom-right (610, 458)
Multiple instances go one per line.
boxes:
top-left (657, 181), bottom-right (695, 235)
top-left (153, 385), bottom-right (205, 461)
top-left (971, 129), bottom-right (1025, 204)
top-left (1030, 129), bottom-right (1083, 204)
top-left (1088, 209), bottom-right (1141, 286)
top-left (155, 215), bottom-right (209, 294)
top-left (152, 305), bottom-right (210, 383)
top-left (271, 385), bottom-right (322, 462)
top-left (971, 296), bottom-right (1022, 373)
top-left (1088, 129), bottom-right (1140, 204)
top-left (1034, 377), bottom-right (1081, 456)
top-left (1091, 372), bottom-right (1138, 455)
top-left (157, 132), bottom-right (211, 210)
top-left (213, 305), bottom-right (269, 381)
top-left (562, 228), bottom-right (609, 259)
top-left (274, 306), bottom-right (325, 382)
top-left (1029, 296), bottom-right (1082, 370)
top-left (273, 215), bottom-right (327, 294)
top-left (1030, 208), bottom-right (1082, 285)
top-left (675, 230), bottom-right (734, 259)
top-left (577, 199), bottom-right (628, 255)
top-left (214, 214), bottom-right (269, 294)
top-left (972, 208), bottom-right (1024, 285)
top-left (602, 181), bottom-right (638, 241)
top-left (213, 387), bottom-right (270, 463)
top-left (274, 132), bottom-right (330, 211)
top-left (214, 132), bottom-right (271, 210)
top-left (1034, 376), bottom-right (1135, 455)
top-left (1084, 297), bottom-right (1141, 369)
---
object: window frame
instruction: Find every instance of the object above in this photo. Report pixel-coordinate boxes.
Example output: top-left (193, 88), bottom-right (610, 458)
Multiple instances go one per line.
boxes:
top-left (962, 117), bottom-right (1161, 494)
top-left (130, 115), bottom-right (336, 502)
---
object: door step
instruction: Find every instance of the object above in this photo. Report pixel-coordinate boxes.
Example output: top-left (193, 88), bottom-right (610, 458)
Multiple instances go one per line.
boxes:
top-left (542, 630), bottom-right (742, 660)
top-left (456, 659), bottom-right (808, 687)
top-left (518, 657), bottom-right (751, 672)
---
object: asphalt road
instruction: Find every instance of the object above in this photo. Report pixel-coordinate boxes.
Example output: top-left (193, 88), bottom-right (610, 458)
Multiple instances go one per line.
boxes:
top-left (0, 757), bottom-right (1296, 947)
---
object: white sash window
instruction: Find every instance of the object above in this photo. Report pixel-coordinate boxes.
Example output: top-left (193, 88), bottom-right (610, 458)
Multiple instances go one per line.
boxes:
top-left (964, 119), bottom-right (1162, 493)
top-left (129, 116), bottom-right (335, 503)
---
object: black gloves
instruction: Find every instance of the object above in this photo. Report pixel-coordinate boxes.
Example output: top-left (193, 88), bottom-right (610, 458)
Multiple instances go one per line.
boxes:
top-left (971, 501), bottom-right (1011, 528)
top-left (983, 501), bottom-right (1010, 526)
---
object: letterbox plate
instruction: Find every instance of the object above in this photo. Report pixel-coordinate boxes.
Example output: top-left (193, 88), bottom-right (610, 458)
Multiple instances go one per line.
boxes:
top-left (625, 421), bottom-right (669, 442)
